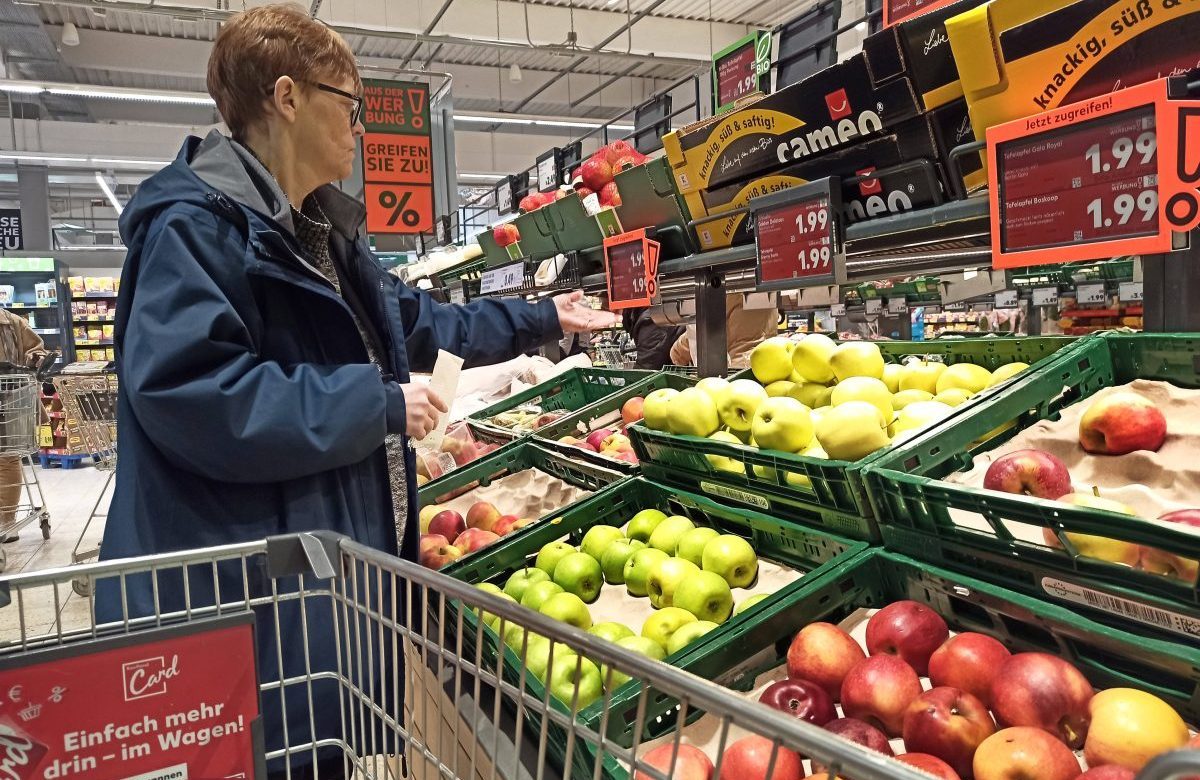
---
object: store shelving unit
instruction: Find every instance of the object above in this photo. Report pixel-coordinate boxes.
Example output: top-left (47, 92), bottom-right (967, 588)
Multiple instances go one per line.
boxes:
top-left (68, 279), bottom-right (119, 363)
top-left (0, 257), bottom-right (71, 364)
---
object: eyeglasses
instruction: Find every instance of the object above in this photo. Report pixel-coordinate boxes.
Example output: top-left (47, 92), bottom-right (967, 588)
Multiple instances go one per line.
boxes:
top-left (315, 82), bottom-right (364, 127)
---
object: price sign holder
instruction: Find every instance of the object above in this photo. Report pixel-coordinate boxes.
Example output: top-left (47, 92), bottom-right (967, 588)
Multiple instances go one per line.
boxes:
top-left (1074, 282), bottom-right (1107, 305)
top-left (603, 229), bottom-right (661, 311)
top-left (887, 297), bottom-right (909, 315)
top-left (751, 177), bottom-right (846, 294)
top-left (994, 289), bottom-right (1019, 308)
top-left (1119, 281), bottom-right (1144, 303)
top-left (496, 172), bottom-right (528, 216)
top-left (536, 147), bottom-right (565, 193)
top-left (479, 261), bottom-right (527, 295)
top-left (711, 30), bottom-right (772, 115)
top-left (865, 299), bottom-right (883, 315)
top-left (989, 77), bottom-right (1200, 269)
top-left (1032, 287), bottom-right (1060, 307)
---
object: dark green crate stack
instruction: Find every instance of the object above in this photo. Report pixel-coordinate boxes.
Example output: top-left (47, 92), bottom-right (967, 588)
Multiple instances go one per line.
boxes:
top-left (441, 477), bottom-right (867, 780)
top-left (631, 337), bottom-right (1079, 542)
top-left (415, 421), bottom-right (527, 496)
top-left (468, 367), bottom-right (652, 437)
top-left (866, 332), bottom-right (1200, 641)
top-left (533, 371), bottom-right (699, 473)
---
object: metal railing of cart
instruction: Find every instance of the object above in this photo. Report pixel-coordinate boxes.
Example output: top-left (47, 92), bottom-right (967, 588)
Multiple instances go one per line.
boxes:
top-left (0, 360), bottom-right (52, 572)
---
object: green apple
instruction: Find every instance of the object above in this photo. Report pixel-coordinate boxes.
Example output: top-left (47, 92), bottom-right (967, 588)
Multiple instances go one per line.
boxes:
top-left (764, 380), bottom-right (798, 398)
top-left (623, 548), bottom-right (669, 597)
top-left (480, 591), bottom-right (518, 630)
top-left (733, 593), bottom-right (771, 615)
top-left (791, 333), bottom-right (836, 383)
top-left (815, 401), bottom-right (890, 461)
top-left (701, 534), bottom-right (758, 588)
top-left (549, 654), bottom-right (603, 711)
top-left (525, 638), bottom-right (573, 682)
top-left (672, 571), bottom-right (734, 622)
top-left (642, 387), bottom-right (679, 431)
top-left (751, 396), bottom-right (814, 452)
top-left (933, 388), bottom-right (973, 407)
top-left (752, 462), bottom-right (778, 481)
top-left (989, 361), bottom-right (1028, 386)
top-left (602, 636), bottom-right (666, 690)
top-left (503, 622), bottom-right (531, 651)
top-left (808, 407), bottom-right (830, 428)
top-left (830, 341), bottom-right (884, 381)
top-left (897, 359), bottom-right (946, 394)
top-left (503, 567), bottom-right (550, 602)
top-left (706, 431), bottom-right (747, 474)
top-left (787, 443), bottom-right (825, 488)
top-left (881, 363), bottom-right (903, 393)
top-left (666, 387), bottom-right (720, 437)
top-left (725, 425), bottom-right (754, 444)
top-left (539, 591), bottom-right (593, 630)
top-left (892, 389), bottom-right (934, 409)
top-left (717, 379), bottom-right (769, 433)
top-left (648, 515), bottom-right (696, 554)
top-left (600, 538), bottom-right (645, 584)
top-left (642, 607), bottom-right (697, 652)
top-left (553, 552), bottom-right (604, 603)
top-left (935, 362), bottom-right (993, 395)
top-left (675, 527), bottom-right (721, 566)
top-left (750, 336), bottom-right (796, 384)
top-left (646, 556), bottom-right (700, 608)
top-left (666, 620), bottom-right (720, 654)
top-left (588, 621), bottom-right (635, 643)
top-left (889, 400), bottom-right (954, 438)
top-left (626, 508), bottom-right (668, 542)
top-left (789, 382), bottom-right (831, 409)
top-left (476, 582), bottom-right (504, 596)
top-left (831, 376), bottom-right (893, 423)
top-left (580, 525), bottom-right (625, 562)
top-left (520, 580), bottom-right (564, 611)
top-left (696, 376), bottom-right (730, 402)
top-left (535, 541), bottom-right (577, 576)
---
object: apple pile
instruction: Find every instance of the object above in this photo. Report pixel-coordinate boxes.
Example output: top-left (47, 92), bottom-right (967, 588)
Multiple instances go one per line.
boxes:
top-left (556, 396), bottom-right (644, 465)
top-left (571, 139), bottom-right (649, 208)
top-left (639, 335), bottom-right (1028, 472)
top-left (492, 222), bottom-right (520, 248)
top-left (640, 600), bottom-right (1196, 780)
top-left (417, 500), bottom-right (534, 569)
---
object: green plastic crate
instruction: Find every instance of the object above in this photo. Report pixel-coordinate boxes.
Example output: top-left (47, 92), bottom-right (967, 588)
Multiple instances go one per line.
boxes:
top-left (414, 421), bottom-right (525, 495)
top-left (633, 337), bottom-right (1080, 542)
top-left (442, 477), bottom-right (866, 780)
top-left (611, 157), bottom-right (697, 261)
top-left (866, 332), bottom-right (1200, 642)
top-left (468, 367), bottom-right (652, 436)
top-left (534, 371), bottom-right (699, 473)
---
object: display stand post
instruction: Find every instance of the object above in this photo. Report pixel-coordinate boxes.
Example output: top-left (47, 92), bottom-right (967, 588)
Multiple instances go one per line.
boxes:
top-left (1142, 231), bottom-right (1200, 332)
top-left (695, 270), bottom-right (727, 377)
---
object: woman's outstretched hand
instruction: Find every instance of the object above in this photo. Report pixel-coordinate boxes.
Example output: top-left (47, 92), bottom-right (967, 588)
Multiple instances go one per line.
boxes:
top-left (553, 290), bottom-right (620, 334)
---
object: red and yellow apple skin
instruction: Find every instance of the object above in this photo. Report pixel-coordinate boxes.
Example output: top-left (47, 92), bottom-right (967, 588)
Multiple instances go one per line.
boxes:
top-left (983, 449), bottom-right (1073, 499)
top-left (989, 653), bottom-right (1094, 749)
top-left (973, 727), bottom-right (1081, 780)
top-left (1078, 392), bottom-right (1167, 455)
top-left (1138, 509), bottom-right (1200, 583)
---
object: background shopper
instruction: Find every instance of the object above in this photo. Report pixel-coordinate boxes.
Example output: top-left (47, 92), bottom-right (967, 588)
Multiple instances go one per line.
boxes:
top-left (0, 309), bottom-right (45, 543)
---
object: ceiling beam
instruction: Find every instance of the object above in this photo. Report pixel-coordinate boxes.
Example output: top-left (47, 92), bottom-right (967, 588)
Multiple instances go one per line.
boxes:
top-left (397, 0), bottom-right (458, 70)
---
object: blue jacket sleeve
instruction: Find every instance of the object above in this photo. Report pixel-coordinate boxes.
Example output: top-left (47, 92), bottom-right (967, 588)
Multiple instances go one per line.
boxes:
top-left (123, 209), bottom-right (398, 483)
top-left (392, 275), bottom-right (563, 373)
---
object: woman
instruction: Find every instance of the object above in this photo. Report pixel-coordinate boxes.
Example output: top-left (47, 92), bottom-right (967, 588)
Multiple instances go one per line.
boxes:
top-left (97, 5), bottom-right (615, 777)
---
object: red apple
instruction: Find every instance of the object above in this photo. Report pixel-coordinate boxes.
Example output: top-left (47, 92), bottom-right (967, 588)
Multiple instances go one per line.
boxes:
top-left (1139, 509), bottom-right (1200, 583)
top-left (601, 433), bottom-right (633, 453)
top-left (786, 623), bottom-right (866, 700)
top-left (758, 678), bottom-right (835, 726)
top-left (586, 428), bottom-right (614, 451)
top-left (821, 718), bottom-right (894, 756)
top-left (492, 223), bottom-right (520, 248)
top-left (428, 509), bottom-right (466, 541)
top-left (581, 158), bottom-right (614, 191)
top-left (453, 528), bottom-right (500, 554)
top-left (576, 186), bottom-right (595, 200)
top-left (634, 743), bottom-right (713, 780)
top-left (604, 139), bottom-right (636, 163)
top-left (901, 687), bottom-right (996, 777)
top-left (518, 194), bottom-right (542, 213)
top-left (1072, 768), bottom-right (1135, 780)
top-left (983, 449), bottom-right (1073, 499)
top-left (466, 501), bottom-right (502, 532)
top-left (493, 515), bottom-right (533, 536)
top-left (928, 632), bottom-right (1011, 708)
top-left (840, 655), bottom-right (922, 737)
top-left (990, 653), bottom-right (1094, 748)
top-left (973, 727), bottom-right (1081, 780)
top-left (1078, 392), bottom-right (1167, 455)
top-left (622, 396), bottom-right (645, 425)
top-left (600, 181), bottom-right (622, 207)
top-left (612, 154), bottom-right (641, 174)
top-left (419, 534), bottom-right (463, 569)
top-left (614, 449), bottom-right (639, 464)
top-left (865, 600), bottom-right (949, 675)
top-left (896, 753), bottom-right (962, 780)
top-left (719, 735), bottom-right (803, 780)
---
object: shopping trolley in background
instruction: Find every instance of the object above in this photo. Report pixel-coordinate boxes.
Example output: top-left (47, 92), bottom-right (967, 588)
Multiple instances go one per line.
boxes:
top-left (0, 359), bottom-right (53, 572)
top-left (51, 368), bottom-right (117, 594)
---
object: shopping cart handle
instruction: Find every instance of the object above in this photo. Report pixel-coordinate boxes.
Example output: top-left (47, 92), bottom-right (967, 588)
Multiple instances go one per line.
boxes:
top-left (265, 531), bottom-right (341, 579)
top-left (1138, 749), bottom-right (1200, 780)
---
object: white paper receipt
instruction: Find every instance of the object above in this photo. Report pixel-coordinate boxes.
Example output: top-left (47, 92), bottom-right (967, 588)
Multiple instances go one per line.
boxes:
top-left (420, 349), bottom-right (464, 449)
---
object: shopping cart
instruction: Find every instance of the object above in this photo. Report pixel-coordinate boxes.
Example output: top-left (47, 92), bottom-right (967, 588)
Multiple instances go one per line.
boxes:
top-left (51, 369), bottom-right (117, 595)
top-left (0, 361), bottom-right (52, 573)
top-left (1, 533), bottom-right (1197, 780)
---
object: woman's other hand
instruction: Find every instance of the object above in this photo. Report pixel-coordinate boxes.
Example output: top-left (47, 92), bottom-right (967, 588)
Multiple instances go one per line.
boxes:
top-left (553, 290), bottom-right (619, 334)
top-left (402, 383), bottom-right (448, 439)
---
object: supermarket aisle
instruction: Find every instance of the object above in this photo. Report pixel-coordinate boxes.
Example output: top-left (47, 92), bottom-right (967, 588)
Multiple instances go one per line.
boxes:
top-left (0, 464), bottom-right (110, 639)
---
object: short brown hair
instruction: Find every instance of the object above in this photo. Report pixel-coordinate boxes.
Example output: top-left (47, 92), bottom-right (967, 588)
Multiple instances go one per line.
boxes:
top-left (207, 3), bottom-right (360, 137)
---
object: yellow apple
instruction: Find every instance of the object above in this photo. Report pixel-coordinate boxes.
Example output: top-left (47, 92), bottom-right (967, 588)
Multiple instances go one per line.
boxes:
top-left (750, 336), bottom-right (796, 384)
top-left (989, 362), bottom-right (1029, 386)
top-left (788, 442), bottom-right (826, 487)
top-left (892, 389), bottom-right (934, 410)
top-left (815, 401), bottom-right (890, 461)
top-left (882, 363), bottom-right (903, 393)
top-left (888, 400), bottom-right (954, 438)
top-left (1084, 688), bottom-right (1189, 771)
top-left (897, 359), bottom-right (946, 394)
top-left (666, 387), bottom-right (720, 437)
top-left (808, 406), bottom-right (831, 428)
top-left (642, 388), bottom-right (678, 431)
top-left (751, 397), bottom-right (814, 452)
top-left (764, 380), bottom-right (798, 397)
top-left (934, 388), bottom-right (974, 407)
top-left (830, 376), bottom-right (893, 422)
top-left (791, 333), bottom-right (836, 383)
top-left (830, 341), bottom-right (884, 381)
top-left (716, 379), bottom-right (769, 433)
top-left (723, 425), bottom-right (753, 444)
top-left (788, 382), bottom-right (830, 408)
top-left (936, 363), bottom-right (993, 395)
top-left (1044, 492), bottom-right (1141, 567)
top-left (696, 376), bottom-right (730, 402)
top-left (706, 431), bottom-right (747, 474)
top-left (419, 504), bottom-right (443, 533)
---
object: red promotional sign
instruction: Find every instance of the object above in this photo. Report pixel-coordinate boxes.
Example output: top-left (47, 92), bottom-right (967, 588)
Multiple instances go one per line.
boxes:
top-left (360, 79), bottom-right (434, 235)
top-left (752, 177), bottom-right (843, 292)
top-left (603, 229), bottom-right (660, 311)
top-left (0, 618), bottom-right (261, 780)
top-left (882, 0), bottom-right (960, 28)
top-left (989, 78), bottom-right (1200, 269)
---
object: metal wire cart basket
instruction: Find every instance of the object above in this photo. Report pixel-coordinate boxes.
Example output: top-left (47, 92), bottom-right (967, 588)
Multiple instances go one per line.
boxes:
top-left (0, 364), bottom-right (50, 571)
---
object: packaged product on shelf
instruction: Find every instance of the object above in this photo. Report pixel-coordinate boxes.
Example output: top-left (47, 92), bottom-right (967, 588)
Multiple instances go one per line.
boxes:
top-left (67, 276), bottom-right (84, 295)
top-left (84, 277), bottom-right (101, 294)
top-left (73, 327), bottom-right (87, 341)
top-left (96, 301), bottom-right (109, 317)
top-left (86, 302), bottom-right (98, 316)
top-left (97, 276), bottom-right (115, 293)
top-left (102, 325), bottom-right (114, 340)
top-left (34, 282), bottom-right (57, 305)
top-left (0, 286), bottom-right (13, 305)
top-left (87, 327), bottom-right (103, 341)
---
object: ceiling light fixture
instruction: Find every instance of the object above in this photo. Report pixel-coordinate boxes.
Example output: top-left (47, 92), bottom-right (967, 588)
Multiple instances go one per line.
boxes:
top-left (61, 22), bottom-right (80, 46)
top-left (509, 63), bottom-right (522, 83)
top-left (95, 171), bottom-right (124, 216)
top-left (0, 152), bottom-right (170, 169)
top-left (0, 79), bottom-right (215, 105)
top-left (453, 114), bottom-right (534, 125)
top-left (458, 173), bottom-right (506, 180)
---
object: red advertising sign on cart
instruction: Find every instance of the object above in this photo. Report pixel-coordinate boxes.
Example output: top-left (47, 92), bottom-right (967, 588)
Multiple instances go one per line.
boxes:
top-left (0, 615), bottom-right (262, 780)
top-left (989, 77), bottom-right (1200, 269)
top-left (603, 229), bottom-right (660, 310)
top-left (751, 177), bottom-right (845, 293)
top-left (361, 79), bottom-right (434, 234)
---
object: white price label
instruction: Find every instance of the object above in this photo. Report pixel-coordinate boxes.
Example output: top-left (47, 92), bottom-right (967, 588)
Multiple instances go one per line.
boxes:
top-left (449, 287), bottom-right (465, 305)
top-left (497, 184), bottom-right (513, 214)
top-left (479, 261), bottom-right (525, 294)
top-left (1032, 287), bottom-right (1059, 307)
top-left (1042, 577), bottom-right (1200, 640)
top-left (830, 303), bottom-right (847, 316)
top-left (887, 297), bottom-right (908, 315)
top-left (537, 157), bottom-right (558, 192)
top-left (994, 290), bottom-right (1019, 308)
top-left (1118, 281), bottom-right (1144, 303)
top-left (943, 302), bottom-right (967, 312)
top-left (1075, 282), bottom-right (1106, 305)
top-left (865, 299), bottom-right (882, 315)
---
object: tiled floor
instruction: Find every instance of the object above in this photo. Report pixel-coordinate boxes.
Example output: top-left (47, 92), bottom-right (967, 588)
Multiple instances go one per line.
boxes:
top-left (0, 462), bottom-right (112, 641)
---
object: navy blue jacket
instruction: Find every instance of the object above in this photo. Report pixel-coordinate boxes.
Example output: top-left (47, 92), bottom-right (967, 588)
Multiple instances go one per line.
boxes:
top-left (97, 134), bottom-right (560, 767)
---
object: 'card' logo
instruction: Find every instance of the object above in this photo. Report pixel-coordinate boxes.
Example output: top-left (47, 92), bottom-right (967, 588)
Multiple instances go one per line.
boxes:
top-left (122, 655), bottom-right (180, 701)
top-left (0, 716), bottom-right (47, 780)
top-left (825, 89), bottom-right (852, 120)
top-left (857, 167), bottom-right (882, 196)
